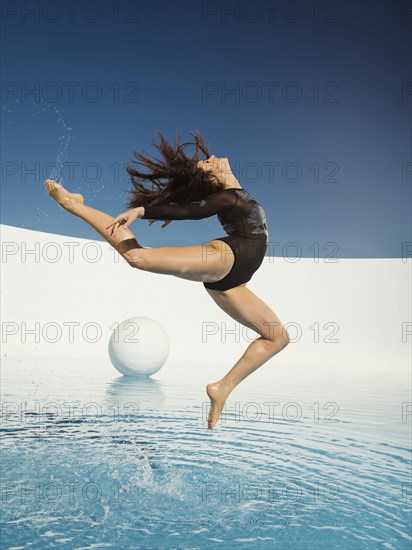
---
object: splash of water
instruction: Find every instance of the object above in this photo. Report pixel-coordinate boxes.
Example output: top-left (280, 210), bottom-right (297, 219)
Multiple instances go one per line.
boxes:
top-left (4, 98), bottom-right (120, 213)
top-left (42, 102), bottom-right (73, 184)
top-left (3, 99), bottom-right (74, 185)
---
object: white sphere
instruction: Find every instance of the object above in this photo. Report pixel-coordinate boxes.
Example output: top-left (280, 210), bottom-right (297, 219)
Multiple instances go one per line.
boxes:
top-left (108, 316), bottom-right (169, 376)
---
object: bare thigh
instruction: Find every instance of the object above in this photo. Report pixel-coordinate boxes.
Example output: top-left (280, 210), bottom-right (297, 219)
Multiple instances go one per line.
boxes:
top-left (127, 239), bottom-right (235, 283)
top-left (205, 285), bottom-right (289, 344)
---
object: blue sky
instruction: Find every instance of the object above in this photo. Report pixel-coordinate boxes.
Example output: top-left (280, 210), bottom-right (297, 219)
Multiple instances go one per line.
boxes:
top-left (1, 0), bottom-right (410, 258)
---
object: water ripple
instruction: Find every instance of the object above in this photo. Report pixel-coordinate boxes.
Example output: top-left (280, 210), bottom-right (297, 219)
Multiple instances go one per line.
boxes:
top-left (1, 358), bottom-right (411, 549)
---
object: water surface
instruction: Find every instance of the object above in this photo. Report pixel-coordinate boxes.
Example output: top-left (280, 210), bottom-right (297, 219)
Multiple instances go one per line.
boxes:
top-left (1, 356), bottom-right (411, 549)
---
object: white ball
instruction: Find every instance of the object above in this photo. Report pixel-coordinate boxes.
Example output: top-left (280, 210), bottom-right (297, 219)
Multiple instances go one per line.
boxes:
top-left (108, 316), bottom-right (169, 376)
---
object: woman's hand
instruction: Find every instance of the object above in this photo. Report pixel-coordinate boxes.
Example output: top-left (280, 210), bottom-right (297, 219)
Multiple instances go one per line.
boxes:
top-left (106, 207), bottom-right (143, 236)
top-left (146, 219), bottom-right (173, 229)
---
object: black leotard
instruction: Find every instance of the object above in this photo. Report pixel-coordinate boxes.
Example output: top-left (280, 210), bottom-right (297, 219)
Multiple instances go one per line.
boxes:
top-left (141, 188), bottom-right (268, 290)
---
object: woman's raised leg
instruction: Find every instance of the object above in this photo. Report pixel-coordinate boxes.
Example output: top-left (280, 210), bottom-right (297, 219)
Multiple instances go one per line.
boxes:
top-left (44, 180), bottom-right (235, 283)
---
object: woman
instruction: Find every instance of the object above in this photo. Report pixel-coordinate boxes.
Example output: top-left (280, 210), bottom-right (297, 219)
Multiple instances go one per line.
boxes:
top-left (44, 130), bottom-right (290, 430)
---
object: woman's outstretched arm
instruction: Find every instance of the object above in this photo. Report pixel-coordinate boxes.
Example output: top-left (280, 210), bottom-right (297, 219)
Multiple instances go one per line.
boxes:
top-left (106, 190), bottom-right (238, 236)
top-left (141, 190), bottom-right (238, 220)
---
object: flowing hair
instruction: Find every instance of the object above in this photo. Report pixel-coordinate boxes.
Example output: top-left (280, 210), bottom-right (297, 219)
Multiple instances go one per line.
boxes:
top-left (124, 130), bottom-right (222, 210)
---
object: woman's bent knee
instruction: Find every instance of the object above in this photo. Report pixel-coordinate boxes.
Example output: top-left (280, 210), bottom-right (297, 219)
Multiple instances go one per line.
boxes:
top-left (280, 328), bottom-right (291, 347)
top-left (266, 328), bottom-right (290, 354)
top-left (117, 239), bottom-right (147, 269)
top-left (275, 328), bottom-right (290, 350)
top-left (123, 249), bottom-right (148, 270)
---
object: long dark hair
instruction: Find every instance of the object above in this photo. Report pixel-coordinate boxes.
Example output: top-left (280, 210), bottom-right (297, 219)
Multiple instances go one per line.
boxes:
top-left (124, 130), bottom-right (223, 210)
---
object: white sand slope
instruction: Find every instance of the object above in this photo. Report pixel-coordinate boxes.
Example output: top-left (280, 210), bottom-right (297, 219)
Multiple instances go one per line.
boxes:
top-left (1, 224), bottom-right (410, 373)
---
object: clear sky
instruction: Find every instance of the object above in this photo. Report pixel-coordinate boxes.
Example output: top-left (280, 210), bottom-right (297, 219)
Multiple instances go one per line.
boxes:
top-left (1, 0), bottom-right (411, 258)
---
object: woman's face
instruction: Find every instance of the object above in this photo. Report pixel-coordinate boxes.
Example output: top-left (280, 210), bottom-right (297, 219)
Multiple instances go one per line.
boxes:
top-left (197, 155), bottom-right (230, 183)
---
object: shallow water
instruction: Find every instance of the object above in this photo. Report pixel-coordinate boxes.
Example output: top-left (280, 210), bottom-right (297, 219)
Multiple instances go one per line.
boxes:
top-left (1, 356), bottom-right (411, 549)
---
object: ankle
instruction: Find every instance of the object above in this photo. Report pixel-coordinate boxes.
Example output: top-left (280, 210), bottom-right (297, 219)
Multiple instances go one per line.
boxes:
top-left (219, 378), bottom-right (236, 394)
top-left (64, 195), bottom-right (84, 211)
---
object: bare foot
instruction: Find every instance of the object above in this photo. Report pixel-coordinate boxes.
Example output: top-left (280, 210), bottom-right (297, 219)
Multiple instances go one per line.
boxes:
top-left (206, 381), bottom-right (232, 430)
top-left (44, 179), bottom-right (84, 211)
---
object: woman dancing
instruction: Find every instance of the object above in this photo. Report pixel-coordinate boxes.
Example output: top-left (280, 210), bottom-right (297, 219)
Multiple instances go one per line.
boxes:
top-left (44, 130), bottom-right (290, 430)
